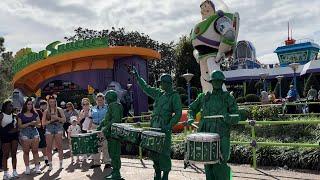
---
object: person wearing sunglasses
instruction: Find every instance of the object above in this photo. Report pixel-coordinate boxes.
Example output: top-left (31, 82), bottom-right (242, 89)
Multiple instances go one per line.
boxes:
top-left (78, 98), bottom-right (92, 133)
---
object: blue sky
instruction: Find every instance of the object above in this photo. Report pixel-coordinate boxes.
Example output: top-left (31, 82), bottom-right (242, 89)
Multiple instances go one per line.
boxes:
top-left (1, 0), bottom-right (319, 64)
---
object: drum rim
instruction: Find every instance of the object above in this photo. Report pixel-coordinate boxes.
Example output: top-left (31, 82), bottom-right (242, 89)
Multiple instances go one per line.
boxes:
top-left (186, 160), bottom-right (220, 164)
top-left (186, 133), bottom-right (220, 142)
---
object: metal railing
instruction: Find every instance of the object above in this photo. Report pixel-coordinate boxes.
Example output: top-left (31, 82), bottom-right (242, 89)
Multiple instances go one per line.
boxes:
top-left (171, 119), bottom-right (320, 169)
top-left (129, 113), bottom-right (320, 169)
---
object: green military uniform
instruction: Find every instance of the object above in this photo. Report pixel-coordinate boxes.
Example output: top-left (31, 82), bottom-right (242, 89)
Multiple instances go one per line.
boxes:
top-left (188, 70), bottom-right (240, 180)
top-left (98, 90), bottom-right (123, 180)
top-left (132, 67), bottom-right (182, 180)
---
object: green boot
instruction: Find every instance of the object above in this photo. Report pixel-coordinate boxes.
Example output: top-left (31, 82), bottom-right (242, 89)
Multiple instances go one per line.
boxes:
top-left (154, 170), bottom-right (161, 180)
top-left (105, 170), bottom-right (123, 180)
top-left (162, 171), bottom-right (169, 180)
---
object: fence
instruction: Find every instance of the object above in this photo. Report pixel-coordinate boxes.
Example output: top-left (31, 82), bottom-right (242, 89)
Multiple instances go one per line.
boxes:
top-left (132, 119), bottom-right (320, 170)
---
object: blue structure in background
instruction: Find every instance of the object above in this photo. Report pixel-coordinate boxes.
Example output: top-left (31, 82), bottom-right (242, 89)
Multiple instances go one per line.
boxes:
top-left (231, 40), bottom-right (261, 70)
top-left (274, 39), bottom-right (320, 67)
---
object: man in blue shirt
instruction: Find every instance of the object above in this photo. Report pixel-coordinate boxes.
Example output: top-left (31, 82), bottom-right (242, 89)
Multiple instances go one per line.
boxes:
top-left (286, 85), bottom-right (298, 102)
top-left (90, 93), bottom-right (111, 169)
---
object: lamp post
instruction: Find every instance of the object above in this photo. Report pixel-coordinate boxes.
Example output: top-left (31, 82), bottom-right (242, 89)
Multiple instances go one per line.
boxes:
top-left (276, 75), bottom-right (284, 98)
top-left (182, 72), bottom-right (194, 105)
top-left (259, 73), bottom-right (269, 91)
top-left (289, 63), bottom-right (300, 92)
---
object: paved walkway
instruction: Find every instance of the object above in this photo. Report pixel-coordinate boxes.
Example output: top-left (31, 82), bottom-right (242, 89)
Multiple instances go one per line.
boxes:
top-left (2, 149), bottom-right (320, 180)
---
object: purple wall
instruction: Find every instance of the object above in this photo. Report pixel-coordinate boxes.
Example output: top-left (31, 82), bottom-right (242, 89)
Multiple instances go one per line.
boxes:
top-left (113, 56), bottom-right (148, 116)
top-left (40, 55), bottom-right (149, 117)
top-left (40, 69), bottom-right (113, 91)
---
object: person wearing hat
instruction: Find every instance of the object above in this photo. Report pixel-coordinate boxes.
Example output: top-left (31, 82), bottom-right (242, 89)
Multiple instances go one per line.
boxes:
top-left (97, 90), bottom-right (123, 179)
top-left (60, 101), bottom-right (66, 110)
top-left (130, 66), bottom-right (182, 180)
top-left (67, 116), bottom-right (81, 163)
top-left (187, 70), bottom-right (240, 179)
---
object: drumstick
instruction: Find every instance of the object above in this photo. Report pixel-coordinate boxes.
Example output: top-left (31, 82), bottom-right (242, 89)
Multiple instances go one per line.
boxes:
top-left (204, 114), bottom-right (239, 119)
top-left (122, 115), bottom-right (152, 120)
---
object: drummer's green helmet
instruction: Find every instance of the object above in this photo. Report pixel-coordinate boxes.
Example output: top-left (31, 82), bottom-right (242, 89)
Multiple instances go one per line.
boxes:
top-left (208, 70), bottom-right (225, 82)
top-left (158, 74), bottom-right (173, 84)
top-left (105, 90), bottom-right (117, 104)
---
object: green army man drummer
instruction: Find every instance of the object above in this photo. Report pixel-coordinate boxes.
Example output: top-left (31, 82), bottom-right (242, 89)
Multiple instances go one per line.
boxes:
top-left (187, 70), bottom-right (240, 180)
top-left (98, 90), bottom-right (123, 180)
top-left (131, 66), bottom-right (182, 180)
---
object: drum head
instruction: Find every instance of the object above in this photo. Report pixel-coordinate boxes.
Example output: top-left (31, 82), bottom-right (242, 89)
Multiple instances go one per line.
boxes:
top-left (142, 131), bottom-right (165, 136)
top-left (186, 133), bottom-right (220, 142)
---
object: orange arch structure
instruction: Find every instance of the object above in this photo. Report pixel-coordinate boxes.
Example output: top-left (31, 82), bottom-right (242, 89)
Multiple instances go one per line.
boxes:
top-left (13, 46), bottom-right (161, 95)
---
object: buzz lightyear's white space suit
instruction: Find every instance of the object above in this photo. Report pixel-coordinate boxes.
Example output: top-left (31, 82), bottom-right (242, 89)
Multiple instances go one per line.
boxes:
top-left (191, 10), bottom-right (239, 93)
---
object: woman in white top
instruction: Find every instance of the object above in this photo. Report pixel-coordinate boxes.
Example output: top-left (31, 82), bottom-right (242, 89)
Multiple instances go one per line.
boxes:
top-left (78, 98), bottom-right (92, 133)
top-left (0, 100), bottom-right (19, 179)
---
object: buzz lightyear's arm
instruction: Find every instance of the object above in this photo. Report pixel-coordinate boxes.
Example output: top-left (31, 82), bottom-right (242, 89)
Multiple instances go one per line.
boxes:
top-left (132, 67), bottom-right (162, 99)
top-left (168, 93), bottom-right (183, 127)
top-left (215, 11), bottom-right (236, 61)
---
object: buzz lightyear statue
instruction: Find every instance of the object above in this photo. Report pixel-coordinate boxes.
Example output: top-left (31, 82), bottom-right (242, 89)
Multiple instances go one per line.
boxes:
top-left (191, 0), bottom-right (239, 93)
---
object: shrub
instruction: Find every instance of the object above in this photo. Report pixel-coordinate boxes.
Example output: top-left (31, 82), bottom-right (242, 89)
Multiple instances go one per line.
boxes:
top-left (245, 106), bottom-right (281, 120)
top-left (236, 97), bottom-right (246, 103)
top-left (245, 94), bottom-right (261, 102)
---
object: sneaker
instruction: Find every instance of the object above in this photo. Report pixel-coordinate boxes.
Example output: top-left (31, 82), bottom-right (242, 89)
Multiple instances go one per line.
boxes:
top-left (3, 173), bottom-right (12, 180)
top-left (48, 164), bottom-right (53, 171)
top-left (25, 167), bottom-right (31, 175)
top-left (35, 165), bottom-right (41, 174)
top-left (12, 170), bottom-right (19, 178)
top-left (35, 169), bottom-right (41, 174)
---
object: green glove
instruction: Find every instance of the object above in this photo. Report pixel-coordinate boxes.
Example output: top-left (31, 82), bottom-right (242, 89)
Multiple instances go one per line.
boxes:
top-left (187, 119), bottom-right (195, 126)
top-left (162, 124), bottom-right (172, 132)
top-left (132, 66), bottom-right (139, 76)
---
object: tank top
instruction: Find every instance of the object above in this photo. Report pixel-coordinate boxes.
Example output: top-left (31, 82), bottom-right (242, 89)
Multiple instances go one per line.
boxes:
top-left (1, 113), bottom-right (15, 128)
top-left (18, 113), bottom-right (38, 124)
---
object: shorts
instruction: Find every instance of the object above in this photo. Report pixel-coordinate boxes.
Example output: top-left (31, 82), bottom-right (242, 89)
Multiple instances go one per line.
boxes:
top-left (20, 127), bottom-right (39, 140)
top-left (37, 128), bottom-right (47, 148)
top-left (46, 123), bottom-right (64, 135)
top-left (0, 132), bottom-right (19, 144)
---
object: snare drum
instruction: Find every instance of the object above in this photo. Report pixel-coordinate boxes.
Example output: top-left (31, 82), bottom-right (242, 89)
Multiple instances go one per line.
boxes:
top-left (185, 133), bottom-right (220, 164)
top-left (111, 123), bottom-right (132, 139)
top-left (71, 131), bottom-right (101, 155)
top-left (140, 131), bottom-right (166, 154)
top-left (123, 126), bottom-right (143, 144)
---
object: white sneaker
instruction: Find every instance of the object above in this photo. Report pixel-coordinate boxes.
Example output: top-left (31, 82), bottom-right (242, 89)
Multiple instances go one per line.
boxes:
top-left (35, 165), bottom-right (41, 174)
top-left (3, 173), bottom-right (12, 180)
top-left (48, 164), bottom-right (53, 171)
top-left (25, 167), bottom-right (31, 175)
top-left (12, 170), bottom-right (19, 178)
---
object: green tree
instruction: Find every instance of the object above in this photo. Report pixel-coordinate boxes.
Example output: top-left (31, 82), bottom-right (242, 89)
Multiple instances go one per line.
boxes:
top-left (64, 27), bottom-right (176, 84)
top-left (0, 37), bottom-right (14, 102)
top-left (175, 36), bottom-right (201, 89)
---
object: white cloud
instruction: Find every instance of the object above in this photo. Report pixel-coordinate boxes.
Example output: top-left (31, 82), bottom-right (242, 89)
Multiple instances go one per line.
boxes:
top-left (258, 53), bottom-right (279, 64)
top-left (0, 0), bottom-right (319, 59)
